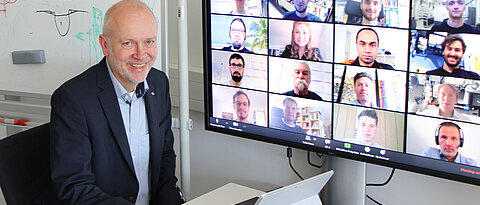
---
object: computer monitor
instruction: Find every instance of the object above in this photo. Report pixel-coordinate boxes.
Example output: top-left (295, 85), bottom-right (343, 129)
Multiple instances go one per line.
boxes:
top-left (204, 0), bottom-right (480, 186)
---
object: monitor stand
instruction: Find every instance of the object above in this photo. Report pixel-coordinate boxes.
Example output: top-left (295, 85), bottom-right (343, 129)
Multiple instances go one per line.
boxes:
top-left (326, 156), bottom-right (366, 205)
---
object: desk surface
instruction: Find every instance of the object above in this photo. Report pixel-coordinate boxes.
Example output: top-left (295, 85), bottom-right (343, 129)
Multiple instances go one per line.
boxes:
top-left (185, 183), bottom-right (265, 205)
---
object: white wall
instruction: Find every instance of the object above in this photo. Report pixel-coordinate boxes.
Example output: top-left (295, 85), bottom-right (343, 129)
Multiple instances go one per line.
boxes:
top-left (0, 0), bottom-right (163, 96)
top-left (365, 164), bottom-right (478, 204)
top-left (167, 1), bottom-right (479, 204)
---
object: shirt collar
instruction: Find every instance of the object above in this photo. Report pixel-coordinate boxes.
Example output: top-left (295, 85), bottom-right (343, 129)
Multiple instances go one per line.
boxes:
top-left (106, 61), bottom-right (149, 104)
top-left (353, 57), bottom-right (380, 68)
top-left (437, 108), bottom-right (455, 118)
top-left (438, 149), bottom-right (461, 163)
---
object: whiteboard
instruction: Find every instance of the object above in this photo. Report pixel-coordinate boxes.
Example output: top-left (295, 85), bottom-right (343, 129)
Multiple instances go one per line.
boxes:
top-left (0, 0), bottom-right (163, 95)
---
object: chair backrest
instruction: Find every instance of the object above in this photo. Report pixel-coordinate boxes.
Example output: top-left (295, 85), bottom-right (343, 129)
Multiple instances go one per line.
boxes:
top-left (344, 0), bottom-right (384, 25)
top-left (0, 123), bottom-right (51, 205)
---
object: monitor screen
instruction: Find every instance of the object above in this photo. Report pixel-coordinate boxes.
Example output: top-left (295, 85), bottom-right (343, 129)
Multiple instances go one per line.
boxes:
top-left (203, 0), bottom-right (480, 186)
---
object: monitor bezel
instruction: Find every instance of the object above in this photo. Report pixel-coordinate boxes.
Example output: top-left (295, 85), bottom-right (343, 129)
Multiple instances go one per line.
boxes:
top-left (202, 0), bottom-right (480, 187)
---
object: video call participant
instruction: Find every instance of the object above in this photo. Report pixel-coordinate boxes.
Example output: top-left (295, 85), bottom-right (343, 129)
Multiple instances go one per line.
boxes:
top-left (222, 18), bottom-right (254, 53)
top-left (280, 21), bottom-right (322, 61)
top-left (231, 0), bottom-right (254, 16)
top-left (429, 0), bottom-right (480, 34)
top-left (342, 28), bottom-right (393, 69)
top-left (345, 109), bottom-right (382, 147)
top-left (419, 83), bottom-right (470, 121)
top-left (49, 1), bottom-right (183, 204)
top-left (282, 0), bottom-right (322, 22)
top-left (426, 34), bottom-right (480, 80)
top-left (283, 62), bottom-right (323, 100)
top-left (271, 97), bottom-right (306, 134)
top-left (422, 122), bottom-right (477, 166)
top-left (233, 90), bottom-right (251, 124)
top-left (359, 0), bottom-right (387, 27)
top-left (346, 72), bottom-right (377, 107)
top-left (227, 53), bottom-right (246, 87)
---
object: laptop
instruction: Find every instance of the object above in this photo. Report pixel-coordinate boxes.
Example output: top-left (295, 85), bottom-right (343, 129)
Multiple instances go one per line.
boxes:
top-left (236, 170), bottom-right (334, 205)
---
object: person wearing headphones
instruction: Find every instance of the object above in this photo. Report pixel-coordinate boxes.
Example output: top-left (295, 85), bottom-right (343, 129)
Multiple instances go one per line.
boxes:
top-left (422, 122), bottom-right (477, 166)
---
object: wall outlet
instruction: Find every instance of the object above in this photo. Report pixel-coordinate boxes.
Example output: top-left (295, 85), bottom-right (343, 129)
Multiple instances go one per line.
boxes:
top-left (188, 119), bottom-right (193, 130)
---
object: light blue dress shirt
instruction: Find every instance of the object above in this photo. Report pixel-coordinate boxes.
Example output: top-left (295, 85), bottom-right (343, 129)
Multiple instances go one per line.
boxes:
top-left (422, 147), bottom-right (477, 166)
top-left (107, 64), bottom-right (150, 205)
top-left (346, 100), bottom-right (378, 108)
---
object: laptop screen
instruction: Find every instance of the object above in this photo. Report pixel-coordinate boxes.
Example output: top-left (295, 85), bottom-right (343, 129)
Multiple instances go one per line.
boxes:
top-left (235, 170), bottom-right (334, 205)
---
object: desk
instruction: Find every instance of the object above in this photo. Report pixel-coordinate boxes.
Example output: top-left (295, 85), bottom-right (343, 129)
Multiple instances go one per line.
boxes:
top-left (185, 183), bottom-right (265, 205)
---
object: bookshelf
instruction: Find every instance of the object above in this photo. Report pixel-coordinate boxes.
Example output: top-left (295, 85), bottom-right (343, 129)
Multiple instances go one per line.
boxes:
top-left (296, 107), bottom-right (326, 137)
top-left (383, 6), bottom-right (399, 27)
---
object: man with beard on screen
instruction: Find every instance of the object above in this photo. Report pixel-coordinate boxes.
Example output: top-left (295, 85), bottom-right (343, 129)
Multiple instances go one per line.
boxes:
top-left (227, 53), bottom-right (247, 87)
top-left (222, 18), bottom-right (254, 53)
top-left (359, 0), bottom-right (387, 27)
top-left (342, 28), bottom-right (393, 69)
top-left (345, 72), bottom-right (377, 108)
top-left (282, 0), bottom-right (323, 22)
top-left (283, 62), bottom-right (323, 100)
top-left (233, 90), bottom-right (251, 124)
top-left (422, 122), bottom-right (477, 166)
top-left (426, 34), bottom-right (480, 80)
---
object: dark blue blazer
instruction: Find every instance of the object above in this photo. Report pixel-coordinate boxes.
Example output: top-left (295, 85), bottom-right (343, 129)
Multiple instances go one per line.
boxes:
top-left (50, 58), bottom-right (181, 204)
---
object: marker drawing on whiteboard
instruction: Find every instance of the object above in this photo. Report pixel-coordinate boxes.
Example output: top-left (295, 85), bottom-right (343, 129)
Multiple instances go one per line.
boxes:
top-left (37, 9), bottom-right (88, 37)
top-left (0, 0), bottom-right (17, 17)
top-left (87, 7), bottom-right (104, 65)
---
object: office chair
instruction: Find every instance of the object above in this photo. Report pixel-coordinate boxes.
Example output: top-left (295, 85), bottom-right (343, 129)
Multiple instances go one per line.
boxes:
top-left (0, 123), bottom-right (51, 205)
top-left (344, 0), bottom-right (384, 25)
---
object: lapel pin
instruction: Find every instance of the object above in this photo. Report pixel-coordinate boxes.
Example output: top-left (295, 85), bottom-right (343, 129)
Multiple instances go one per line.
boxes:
top-left (151, 91), bottom-right (155, 96)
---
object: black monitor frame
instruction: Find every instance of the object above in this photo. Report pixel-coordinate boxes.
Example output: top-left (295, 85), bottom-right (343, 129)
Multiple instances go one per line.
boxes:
top-left (202, 0), bottom-right (480, 186)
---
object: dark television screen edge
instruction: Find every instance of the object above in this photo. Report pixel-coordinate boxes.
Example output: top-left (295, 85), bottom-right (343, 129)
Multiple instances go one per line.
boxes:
top-left (201, 0), bottom-right (480, 187)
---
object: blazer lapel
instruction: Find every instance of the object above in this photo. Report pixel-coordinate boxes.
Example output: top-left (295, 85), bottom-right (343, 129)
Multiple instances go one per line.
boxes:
top-left (96, 58), bottom-right (136, 175)
top-left (144, 75), bottom-right (166, 185)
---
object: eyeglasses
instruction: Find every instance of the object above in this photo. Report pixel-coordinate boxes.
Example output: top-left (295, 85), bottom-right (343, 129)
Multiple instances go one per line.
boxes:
top-left (234, 101), bottom-right (249, 107)
top-left (230, 63), bottom-right (244, 68)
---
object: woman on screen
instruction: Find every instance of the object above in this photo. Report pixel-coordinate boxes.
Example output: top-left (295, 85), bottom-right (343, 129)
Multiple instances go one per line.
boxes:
top-left (281, 21), bottom-right (322, 61)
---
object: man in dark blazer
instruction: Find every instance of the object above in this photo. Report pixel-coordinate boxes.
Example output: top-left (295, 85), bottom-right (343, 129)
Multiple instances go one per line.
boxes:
top-left (50, 0), bottom-right (182, 204)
